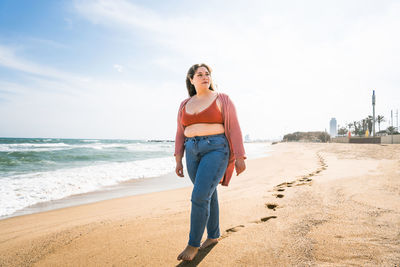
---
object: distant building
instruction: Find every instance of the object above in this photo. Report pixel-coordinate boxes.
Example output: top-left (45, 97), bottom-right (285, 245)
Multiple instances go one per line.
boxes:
top-left (330, 118), bottom-right (337, 137)
top-left (245, 134), bottom-right (250, 142)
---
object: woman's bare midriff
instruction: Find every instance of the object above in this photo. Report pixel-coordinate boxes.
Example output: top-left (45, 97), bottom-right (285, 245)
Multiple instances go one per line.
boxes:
top-left (184, 123), bottom-right (225, 137)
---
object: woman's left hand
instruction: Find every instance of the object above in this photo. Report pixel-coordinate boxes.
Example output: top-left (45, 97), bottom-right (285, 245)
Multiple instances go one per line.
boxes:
top-left (235, 158), bottom-right (246, 176)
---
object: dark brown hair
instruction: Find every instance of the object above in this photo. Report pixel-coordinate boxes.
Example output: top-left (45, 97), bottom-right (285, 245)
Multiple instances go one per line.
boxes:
top-left (186, 63), bottom-right (215, 97)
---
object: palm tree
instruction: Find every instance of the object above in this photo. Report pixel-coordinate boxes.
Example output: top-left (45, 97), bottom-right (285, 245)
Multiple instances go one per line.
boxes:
top-left (387, 126), bottom-right (396, 135)
top-left (353, 121), bottom-right (361, 136)
top-left (377, 115), bottom-right (385, 132)
top-left (347, 123), bottom-right (353, 132)
top-left (362, 119), bottom-right (367, 134)
top-left (337, 127), bottom-right (347, 136)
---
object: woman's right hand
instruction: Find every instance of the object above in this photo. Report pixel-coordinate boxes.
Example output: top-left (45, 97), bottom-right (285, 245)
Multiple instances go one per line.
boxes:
top-left (175, 161), bottom-right (184, 177)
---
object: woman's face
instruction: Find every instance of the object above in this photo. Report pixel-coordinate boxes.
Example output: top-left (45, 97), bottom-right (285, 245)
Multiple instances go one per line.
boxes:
top-left (191, 66), bottom-right (211, 91)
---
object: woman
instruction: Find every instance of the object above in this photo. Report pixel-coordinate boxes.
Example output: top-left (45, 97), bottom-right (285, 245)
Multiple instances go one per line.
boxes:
top-left (175, 63), bottom-right (246, 261)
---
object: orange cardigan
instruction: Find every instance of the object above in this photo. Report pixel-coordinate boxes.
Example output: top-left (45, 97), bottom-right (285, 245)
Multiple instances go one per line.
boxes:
top-left (174, 93), bottom-right (246, 186)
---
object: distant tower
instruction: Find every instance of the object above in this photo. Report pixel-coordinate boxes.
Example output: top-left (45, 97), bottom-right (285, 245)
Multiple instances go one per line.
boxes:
top-left (330, 118), bottom-right (337, 137)
top-left (372, 90), bottom-right (376, 136)
top-left (245, 134), bottom-right (250, 142)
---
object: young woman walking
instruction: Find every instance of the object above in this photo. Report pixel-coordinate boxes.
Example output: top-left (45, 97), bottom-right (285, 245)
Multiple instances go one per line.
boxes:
top-left (175, 63), bottom-right (246, 261)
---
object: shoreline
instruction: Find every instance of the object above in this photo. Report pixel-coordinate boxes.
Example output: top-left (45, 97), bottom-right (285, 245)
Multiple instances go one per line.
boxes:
top-left (1, 141), bottom-right (272, 220)
top-left (1, 171), bottom-right (192, 220)
top-left (1, 143), bottom-right (399, 266)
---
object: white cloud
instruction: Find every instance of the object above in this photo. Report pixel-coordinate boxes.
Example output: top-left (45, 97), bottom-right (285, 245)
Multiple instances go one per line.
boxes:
top-left (113, 64), bottom-right (123, 72)
top-left (0, 44), bottom-right (184, 139)
top-left (1, 0), bottom-right (399, 139)
top-left (74, 0), bottom-right (164, 31)
top-left (0, 45), bottom-right (91, 87)
top-left (54, 1), bottom-right (400, 137)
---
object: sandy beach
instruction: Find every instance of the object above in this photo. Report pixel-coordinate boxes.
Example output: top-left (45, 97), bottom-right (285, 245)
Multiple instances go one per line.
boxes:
top-left (1, 142), bottom-right (399, 266)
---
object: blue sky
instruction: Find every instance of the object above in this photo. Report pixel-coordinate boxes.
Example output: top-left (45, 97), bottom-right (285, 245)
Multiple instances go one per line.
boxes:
top-left (0, 0), bottom-right (399, 140)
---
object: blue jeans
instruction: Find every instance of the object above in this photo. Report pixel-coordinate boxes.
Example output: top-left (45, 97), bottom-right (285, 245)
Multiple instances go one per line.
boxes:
top-left (184, 133), bottom-right (230, 247)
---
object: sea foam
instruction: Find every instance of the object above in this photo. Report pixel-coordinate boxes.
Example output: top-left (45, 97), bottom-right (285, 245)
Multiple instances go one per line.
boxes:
top-left (0, 138), bottom-right (271, 218)
top-left (0, 157), bottom-right (175, 217)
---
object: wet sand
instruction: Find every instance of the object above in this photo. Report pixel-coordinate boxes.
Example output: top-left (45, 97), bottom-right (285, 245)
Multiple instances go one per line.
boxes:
top-left (0, 143), bottom-right (399, 266)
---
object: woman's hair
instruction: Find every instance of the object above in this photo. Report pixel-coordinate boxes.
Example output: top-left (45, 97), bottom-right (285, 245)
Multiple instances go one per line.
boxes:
top-left (186, 63), bottom-right (215, 97)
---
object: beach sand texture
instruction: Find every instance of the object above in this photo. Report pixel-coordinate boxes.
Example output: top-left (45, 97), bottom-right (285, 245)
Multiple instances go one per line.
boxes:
top-left (0, 143), bottom-right (399, 266)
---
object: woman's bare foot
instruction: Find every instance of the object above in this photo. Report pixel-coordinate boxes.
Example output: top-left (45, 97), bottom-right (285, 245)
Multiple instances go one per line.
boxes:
top-left (177, 245), bottom-right (199, 261)
top-left (200, 238), bottom-right (218, 250)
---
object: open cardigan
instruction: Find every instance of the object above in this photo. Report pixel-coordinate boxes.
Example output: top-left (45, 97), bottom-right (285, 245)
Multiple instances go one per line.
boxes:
top-left (174, 92), bottom-right (246, 186)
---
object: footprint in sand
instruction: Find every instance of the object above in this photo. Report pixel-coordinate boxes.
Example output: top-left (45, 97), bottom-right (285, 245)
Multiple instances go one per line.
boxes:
top-left (251, 215), bottom-right (278, 224)
top-left (317, 153), bottom-right (328, 168)
top-left (221, 225), bottom-right (245, 239)
top-left (259, 216), bottom-right (277, 222)
top-left (273, 186), bottom-right (286, 192)
top-left (277, 182), bottom-right (293, 187)
top-left (295, 182), bottom-right (309, 186)
top-left (274, 180), bottom-right (297, 192)
top-left (225, 225), bottom-right (245, 233)
top-left (265, 203), bottom-right (278, 210)
top-left (269, 154), bottom-right (326, 203)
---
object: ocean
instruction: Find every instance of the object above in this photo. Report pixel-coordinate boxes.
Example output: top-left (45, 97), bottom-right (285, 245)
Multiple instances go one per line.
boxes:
top-left (0, 137), bottom-right (272, 219)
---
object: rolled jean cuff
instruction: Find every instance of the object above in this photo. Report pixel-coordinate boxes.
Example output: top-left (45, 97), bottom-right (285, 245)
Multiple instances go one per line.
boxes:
top-left (188, 240), bottom-right (201, 248)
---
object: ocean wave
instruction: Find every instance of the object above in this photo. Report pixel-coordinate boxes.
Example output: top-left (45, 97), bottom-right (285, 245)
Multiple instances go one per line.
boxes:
top-left (0, 157), bottom-right (175, 217)
top-left (126, 143), bottom-right (173, 152)
top-left (68, 142), bottom-right (173, 152)
top-left (0, 140), bottom-right (174, 153)
top-left (0, 143), bottom-right (71, 152)
top-left (0, 139), bottom-right (272, 218)
top-left (0, 142), bottom-right (171, 153)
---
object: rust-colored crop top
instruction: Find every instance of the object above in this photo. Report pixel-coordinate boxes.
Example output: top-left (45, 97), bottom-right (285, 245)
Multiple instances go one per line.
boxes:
top-left (181, 97), bottom-right (223, 127)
